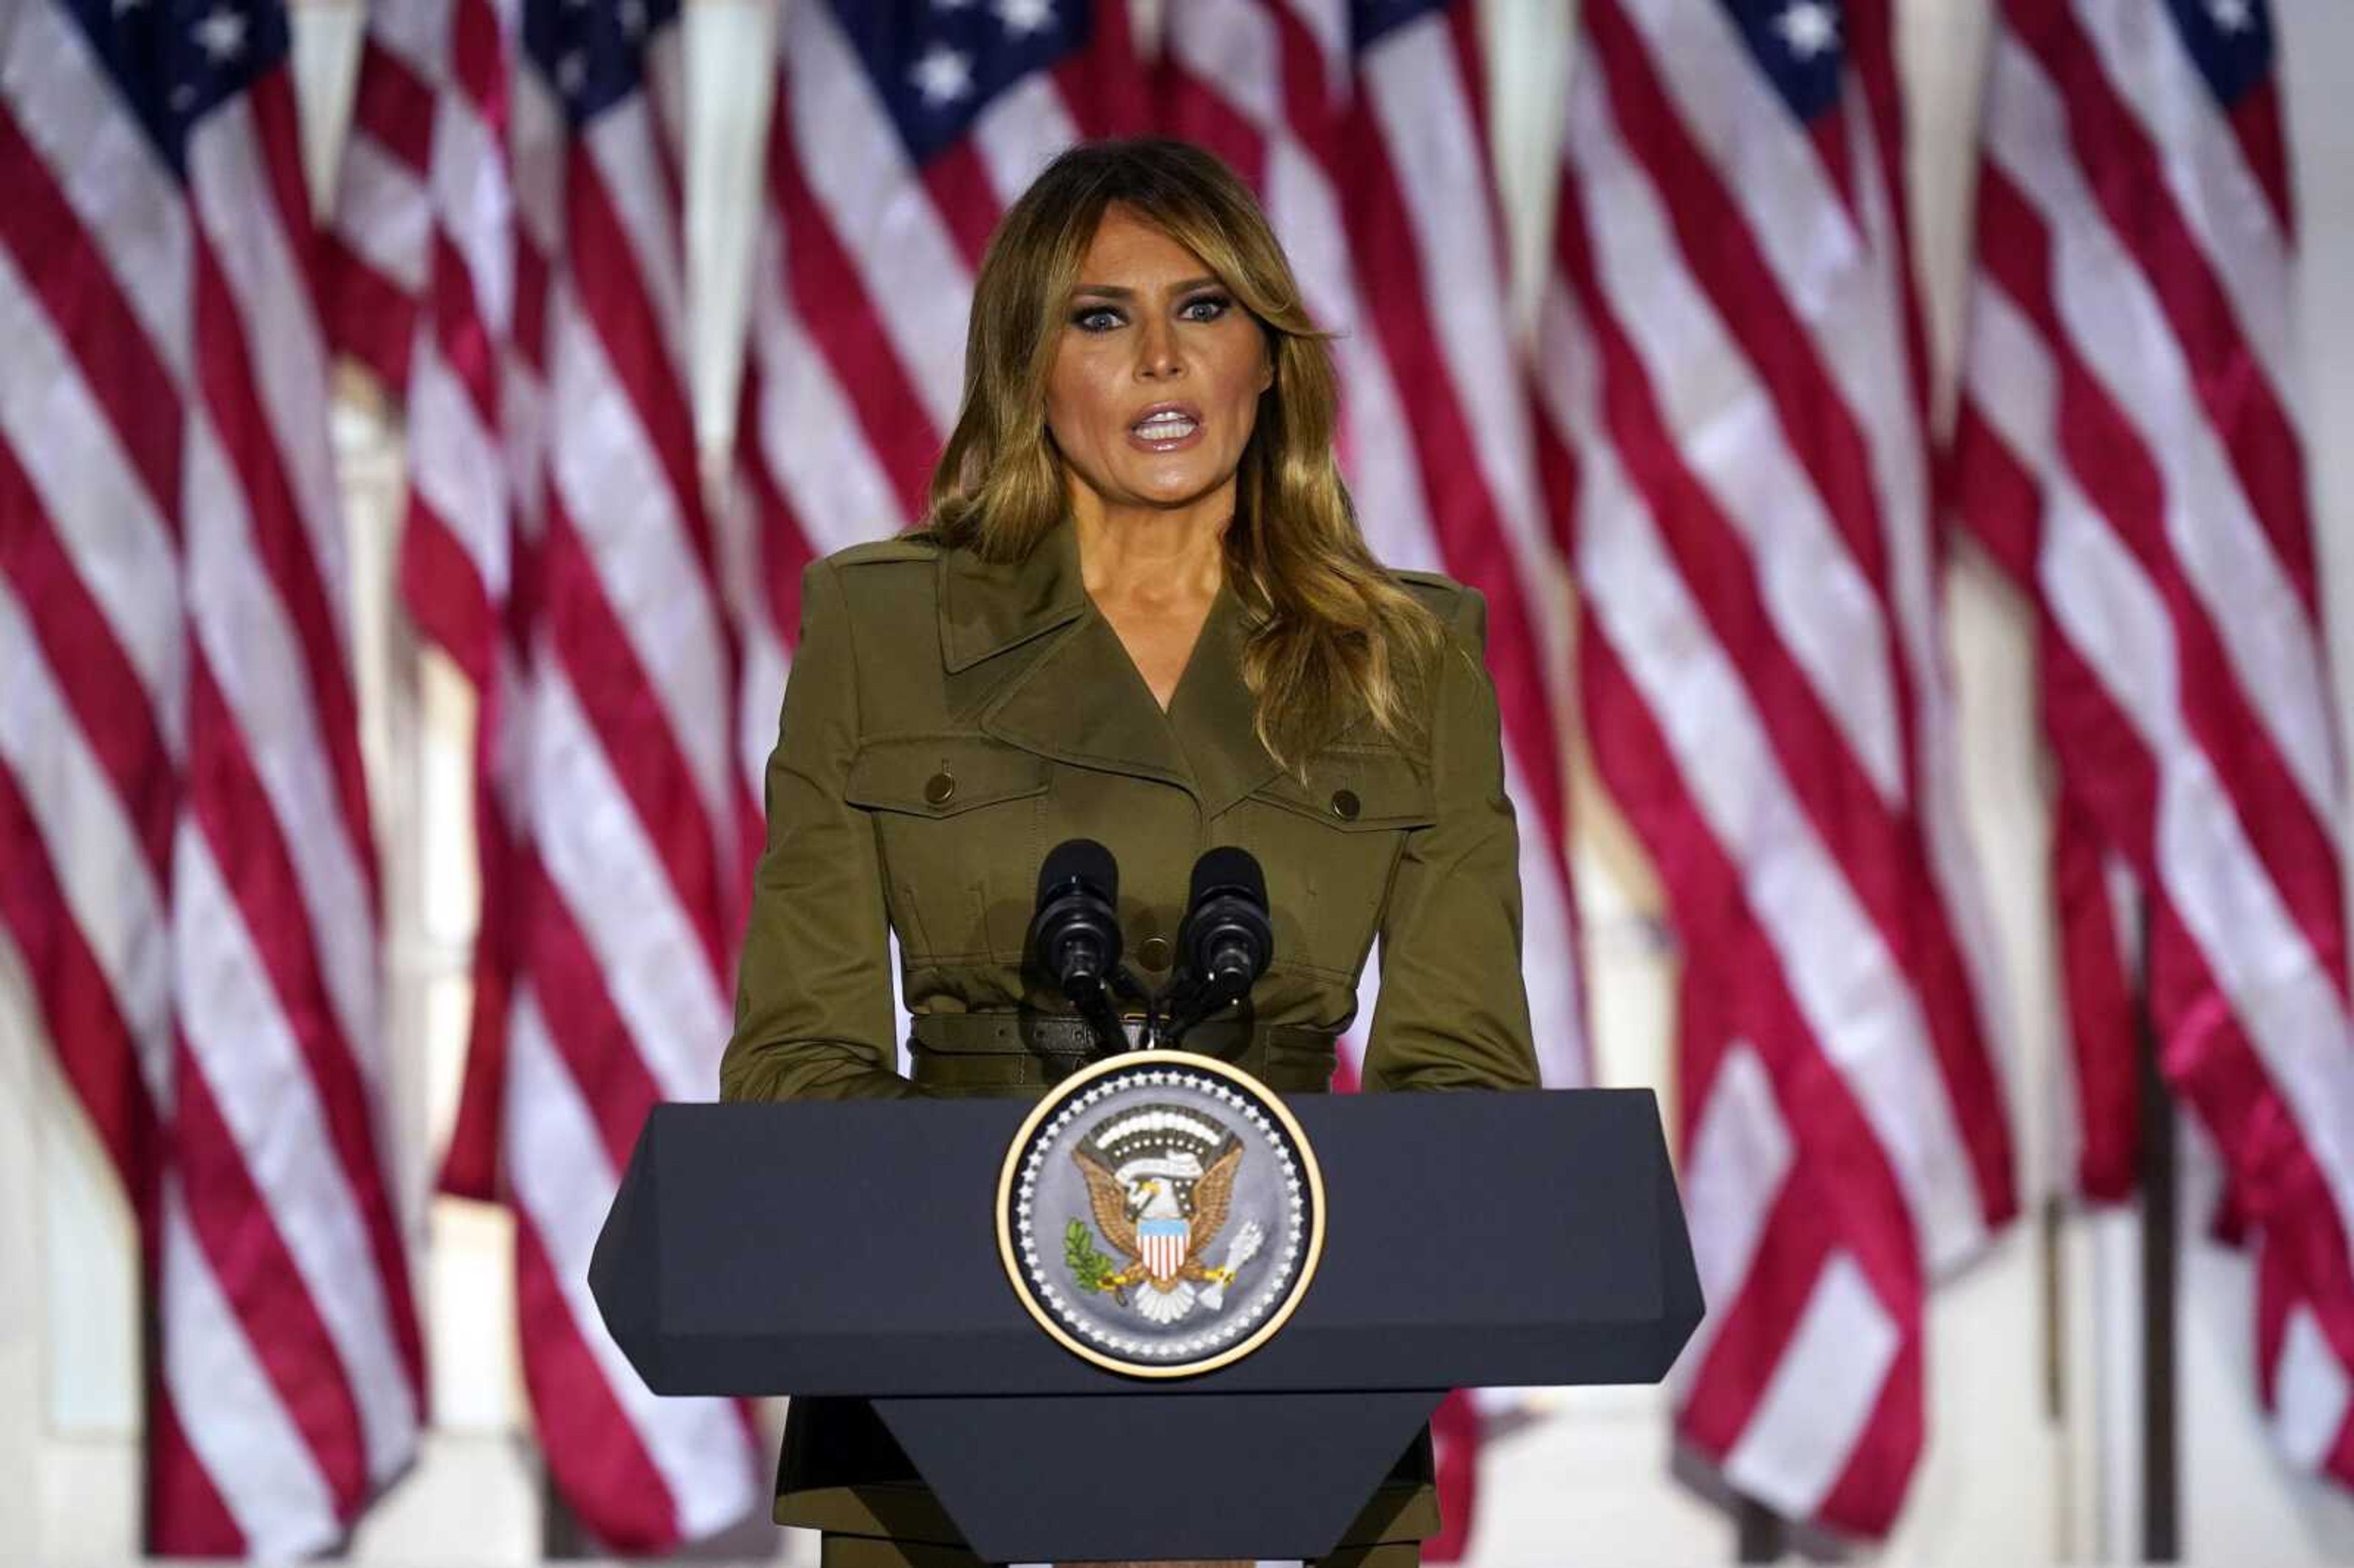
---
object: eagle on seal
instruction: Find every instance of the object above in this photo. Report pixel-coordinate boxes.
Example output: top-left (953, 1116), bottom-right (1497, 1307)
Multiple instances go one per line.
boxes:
top-left (1074, 1130), bottom-right (1247, 1325)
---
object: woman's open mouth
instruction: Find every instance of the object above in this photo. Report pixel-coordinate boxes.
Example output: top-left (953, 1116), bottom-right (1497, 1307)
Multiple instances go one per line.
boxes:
top-left (1127, 402), bottom-right (1205, 453)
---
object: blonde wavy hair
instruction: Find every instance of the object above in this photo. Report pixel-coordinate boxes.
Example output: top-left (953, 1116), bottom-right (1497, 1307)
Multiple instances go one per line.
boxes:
top-left (928, 137), bottom-right (1442, 768)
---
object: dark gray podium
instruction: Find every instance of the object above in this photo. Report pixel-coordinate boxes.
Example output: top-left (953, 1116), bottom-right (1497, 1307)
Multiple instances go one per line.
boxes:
top-left (591, 1089), bottom-right (1701, 1562)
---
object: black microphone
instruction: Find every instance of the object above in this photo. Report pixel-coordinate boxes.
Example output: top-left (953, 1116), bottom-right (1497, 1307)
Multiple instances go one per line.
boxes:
top-left (1174, 846), bottom-right (1273, 1009)
top-left (1029, 839), bottom-right (1125, 1030)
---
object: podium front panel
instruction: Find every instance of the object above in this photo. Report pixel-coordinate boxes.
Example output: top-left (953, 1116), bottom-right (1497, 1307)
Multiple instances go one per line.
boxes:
top-left (592, 1087), bottom-right (1702, 1399)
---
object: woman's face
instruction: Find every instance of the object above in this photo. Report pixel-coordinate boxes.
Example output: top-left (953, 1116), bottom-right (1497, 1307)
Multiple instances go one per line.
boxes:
top-left (1045, 206), bottom-right (1274, 522)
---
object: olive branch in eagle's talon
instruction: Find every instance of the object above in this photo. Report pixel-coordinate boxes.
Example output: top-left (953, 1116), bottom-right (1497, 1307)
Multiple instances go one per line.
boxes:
top-left (1063, 1219), bottom-right (1130, 1304)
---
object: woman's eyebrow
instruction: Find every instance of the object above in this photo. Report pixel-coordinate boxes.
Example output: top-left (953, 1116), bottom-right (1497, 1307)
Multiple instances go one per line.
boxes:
top-left (1070, 276), bottom-right (1224, 299)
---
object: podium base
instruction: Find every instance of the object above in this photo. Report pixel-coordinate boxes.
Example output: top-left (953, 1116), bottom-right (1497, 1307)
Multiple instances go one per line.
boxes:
top-left (775, 1394), bottom-right (1440, 1566)
top-left (872, 1390), bottom-right (1442, 1563)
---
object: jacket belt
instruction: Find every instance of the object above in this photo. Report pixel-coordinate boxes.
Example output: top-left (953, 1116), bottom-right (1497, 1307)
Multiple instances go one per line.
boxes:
top-left (906, 1013), bottom-right (1339, 1095)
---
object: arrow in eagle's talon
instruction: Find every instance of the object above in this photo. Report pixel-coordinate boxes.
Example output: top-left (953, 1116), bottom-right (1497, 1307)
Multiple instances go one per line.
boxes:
top-left (1197, 1220), bottom-right (1266, 1312)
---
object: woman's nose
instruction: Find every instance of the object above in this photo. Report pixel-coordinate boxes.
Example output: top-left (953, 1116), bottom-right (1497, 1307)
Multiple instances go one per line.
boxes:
top-left (1135, 316), bottom-right (1183, 380)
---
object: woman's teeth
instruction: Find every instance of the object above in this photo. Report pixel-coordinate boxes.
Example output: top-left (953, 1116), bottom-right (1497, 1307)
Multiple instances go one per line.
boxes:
top-left (1133, 414), bottom-right (1198, 441)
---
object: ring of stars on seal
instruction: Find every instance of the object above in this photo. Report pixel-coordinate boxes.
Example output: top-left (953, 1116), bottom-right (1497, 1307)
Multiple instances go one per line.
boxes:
top-left (995, 1051), bottom-right (1326, 1379)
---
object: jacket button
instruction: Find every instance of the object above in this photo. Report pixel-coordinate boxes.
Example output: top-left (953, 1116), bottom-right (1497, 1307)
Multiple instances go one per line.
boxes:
top-left (923, 771), bottom-right (956, 807)
top-left (1138, 936), bottom-right (1173, 971)
top-left (1330, 788), bottom-right (1360, 821)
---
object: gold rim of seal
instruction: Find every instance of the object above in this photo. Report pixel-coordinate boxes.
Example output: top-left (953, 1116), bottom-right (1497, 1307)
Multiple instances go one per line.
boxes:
top-left (994, 1049), bottom-right (1327, 1379)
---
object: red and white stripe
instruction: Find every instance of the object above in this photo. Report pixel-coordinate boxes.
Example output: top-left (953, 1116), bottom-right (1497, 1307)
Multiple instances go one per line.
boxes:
top-left (1542, 0), bottom-right (2017, 1532)
top-left (729, 0), bottom-right (1142, 783)
top-left (324, 0), bottom-right (519, 670)
top-left (1951, 0), bottom-right (2354, 1488)
top-left (1162, 0), bottom-right (1586, 1094)
top-left (327, 0), bottom-right (763, 1546)
top-left (2, 2), bottom-right (425, 1553)
top-left (325, 1), bottom-right (440, 394)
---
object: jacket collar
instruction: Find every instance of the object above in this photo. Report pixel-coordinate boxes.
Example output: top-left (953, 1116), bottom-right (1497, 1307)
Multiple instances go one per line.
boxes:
top-left (944, 522), bottom-right (1286, 817)
top-left (937, 520), bottom-right (1090, 672)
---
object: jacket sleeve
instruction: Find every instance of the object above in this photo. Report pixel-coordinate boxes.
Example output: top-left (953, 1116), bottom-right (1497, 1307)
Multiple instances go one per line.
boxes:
top-left (720, 557), bottom-right (920, 1102)
top-left (1362, 587), bottom-right (1544, 1092)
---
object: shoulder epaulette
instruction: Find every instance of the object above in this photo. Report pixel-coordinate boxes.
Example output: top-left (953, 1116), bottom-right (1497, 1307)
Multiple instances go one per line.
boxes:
top-left (829, 533), bottom-right (940, 568)
top-left (1392, 567), bottom-right (1466, 604)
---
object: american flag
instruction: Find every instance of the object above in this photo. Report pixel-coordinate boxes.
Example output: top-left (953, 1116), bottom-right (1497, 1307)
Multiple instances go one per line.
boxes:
top-left (1, 0), bottom-right (425, 1554)
top-left (1163, 0), bottom-right (1586, 1097)
top-left (1951, 0), bottom-right (2354, 1488)
top-left (731, 0), bottom-right (1143, 770)
top-left (1161, 4), bottom-right (1582, 1555)
top-left (329, 0), bottom-right (763, 1548)
top-left (324, 0), bottom-right (521, 1200)
top-left (1540, 0), bottom-right (2018, 1534)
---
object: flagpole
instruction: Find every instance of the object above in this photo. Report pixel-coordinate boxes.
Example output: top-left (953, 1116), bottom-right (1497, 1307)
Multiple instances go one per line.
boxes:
top-left (139, 1279), bottom-right (159, 1556)
top-left (541, 1469), bottom-right (592, 1558)
top-left (1735, 1494), bottom-right (1785, 1562)
top-left (2136, 902), bottom-right (2179, 1562)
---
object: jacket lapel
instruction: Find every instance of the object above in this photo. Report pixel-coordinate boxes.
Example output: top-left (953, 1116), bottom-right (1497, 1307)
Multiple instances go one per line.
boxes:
top-left (1165, 584), bottom-right (1286, 819)
top-left (950, 524), bottom-right (1192, 790)
top-left (985, 615), bottom-right (1197, 789)
top-left (946, 522), bottom-right (1289, 813)
top-left (943, 523), bottom-right (1292, 813)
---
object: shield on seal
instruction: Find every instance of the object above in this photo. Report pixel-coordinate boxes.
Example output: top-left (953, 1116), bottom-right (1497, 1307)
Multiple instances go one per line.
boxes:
top-left (1138, 1216), bottom-right (1189, 1284)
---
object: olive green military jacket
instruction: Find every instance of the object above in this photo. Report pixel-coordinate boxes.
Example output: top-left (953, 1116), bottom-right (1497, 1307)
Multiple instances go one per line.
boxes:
top-left (719, 520), bottom-right (1540, 1554)
top-left (722, 519), bottom-right (1541, 1102)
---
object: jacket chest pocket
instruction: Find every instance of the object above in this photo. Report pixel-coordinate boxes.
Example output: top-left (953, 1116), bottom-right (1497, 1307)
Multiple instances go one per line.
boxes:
top-left (846, 736), bottom-right (1049, 961)
top-left (1226, 746), bottom-right (1436, 978)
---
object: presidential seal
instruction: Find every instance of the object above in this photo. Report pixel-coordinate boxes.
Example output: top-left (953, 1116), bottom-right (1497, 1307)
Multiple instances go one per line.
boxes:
top-left (996, 1051), bottom-right (1324, 1378)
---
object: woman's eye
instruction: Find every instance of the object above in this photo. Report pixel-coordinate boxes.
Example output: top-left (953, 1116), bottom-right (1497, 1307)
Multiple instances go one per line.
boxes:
top-left (1180, 294), bottom-right (1231, 322)
top-left (1072, 306), bottom-right (1124, 332)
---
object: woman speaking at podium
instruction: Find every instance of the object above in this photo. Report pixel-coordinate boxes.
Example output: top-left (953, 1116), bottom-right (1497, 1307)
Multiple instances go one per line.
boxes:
top-left (721, 139), bottom-right (1539, 1568)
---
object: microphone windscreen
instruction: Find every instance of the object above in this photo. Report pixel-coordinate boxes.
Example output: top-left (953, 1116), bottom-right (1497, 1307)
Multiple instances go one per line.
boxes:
top-left (1039, 837), bottom-right (1119, 905)
top-left (1187, 845), bottom-right (1266, 910)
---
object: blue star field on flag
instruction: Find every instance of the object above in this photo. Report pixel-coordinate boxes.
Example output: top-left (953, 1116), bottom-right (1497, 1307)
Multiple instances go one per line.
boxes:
top-left (2162, 0), bottom-right (2276, 110)
top-left (829, 0), bottom-right (1097, 167)
top-left (522, 0), bottom-right (682, 127)
top-left (61, 0), bottom-right (289, 175)
top-left (1350, 0), bottom-right (1451, 52)
top-left (1721, 0), bottom-right (1845, 124)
